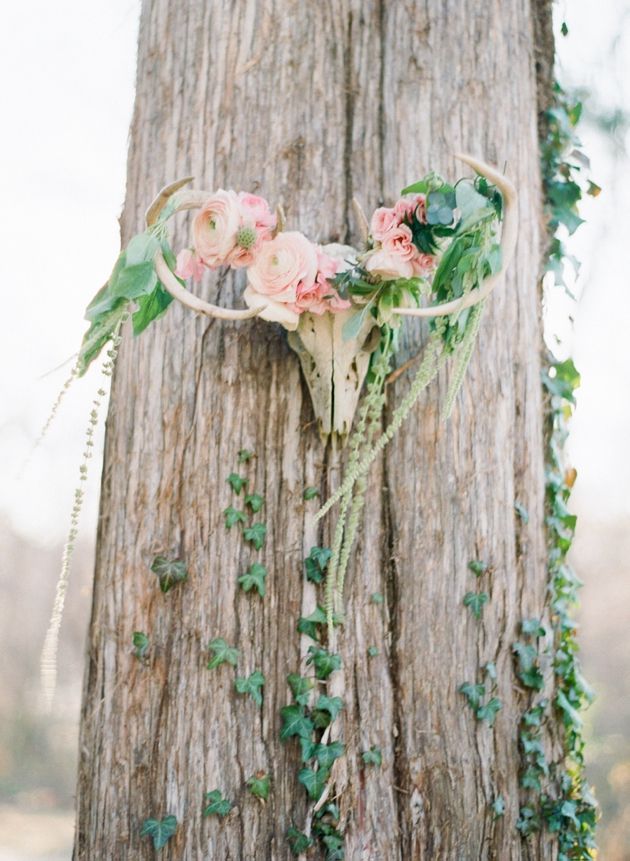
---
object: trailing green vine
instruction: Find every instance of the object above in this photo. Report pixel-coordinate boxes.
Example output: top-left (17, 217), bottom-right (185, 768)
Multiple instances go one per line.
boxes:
top-left (512, 73), bottom-right (599, 857)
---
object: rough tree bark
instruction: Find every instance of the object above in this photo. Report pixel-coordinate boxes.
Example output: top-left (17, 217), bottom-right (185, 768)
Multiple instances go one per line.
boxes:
top-left (75, 1), bottom-right (557, 858)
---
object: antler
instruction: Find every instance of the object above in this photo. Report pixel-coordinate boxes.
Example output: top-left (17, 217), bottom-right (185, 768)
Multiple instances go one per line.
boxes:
top-left (145, 180), bottom-right (265, 321)
top-left (392, 153), bottom-right (518, 319)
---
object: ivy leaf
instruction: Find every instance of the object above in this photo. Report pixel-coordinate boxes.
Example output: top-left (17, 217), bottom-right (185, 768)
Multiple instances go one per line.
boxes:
top-left (247, 772), bottom-right (270, 801)
top-left (297, 606), bottom-right (327, 640)
top-left (314, 695), bottom-right (343, 722)
top-left (238, 562), bottom-right (267, 597)
top-left (522, 618), bottom-right (546, 638)
top-left (304, 546), bottom-right (332, 584)
top-left (287, 673), bottom-right (314, 707)
top-left (298, 766), bottom-right (329, 800)
top-left (370, 592), bottom-right (384, 604)
top-left (492, 795), bottom-right (506, 818)
top-left (312, 740), bottom-right (345, 770)
top-left (514, 501), bottom-right (530, 524)
top-left (459, 682), bottom-right (485, 709)
top-left (150, 556), bottom-right (188, 594)
top-left (243, 522), bottom-right (267, 551)
top-left (467, 560), bottom-right (488, 577)
top-left (140, 815), bottom-right (178, 850)
top-left (286, 826), bottom-right (314, 855)
top-left (303, 486), bottom-right (320, 501)
top-left (361, 746), bottom-right (382, 767)
top-left (280, 704), bottom-right (314, 741)
top-left (476, 697), bottom-right (502, 727)
top-left (513, 641), bottom-right (544, 690)
top-left (227, 473), bottom-right (248, 494)
top-left (367, 646), bottom-right (379, 657)
top-left (484, 661), bottom-right (497, 681)
top-left (238, 449), bottom-right (254, 463)
top-left (203, 789), bottom-right (233, 818)
top-left (223, 506), bottom-right (246, 529)
top-left (245, 493), bottom-right (264, 513)
top-left (307, 646), bottom-right (342, 680)
top-left (132, 631), bottom-right (150, 661)
top-left (235, 670), bottom-right (265, 706)
top-left (463, 591), bottom-right (489, 619)
top-left (207, 637), bottom-right (239, 670)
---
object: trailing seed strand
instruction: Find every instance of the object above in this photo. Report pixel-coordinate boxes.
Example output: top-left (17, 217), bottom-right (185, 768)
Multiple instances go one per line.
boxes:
top-left (443, 301), bottom-right (484, 419)
top-left (40, 313), bottom-right (128, 711)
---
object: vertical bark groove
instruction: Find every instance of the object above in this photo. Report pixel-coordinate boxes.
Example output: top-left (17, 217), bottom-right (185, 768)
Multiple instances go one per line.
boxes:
top-left (74, 1), bottom-right (556, 858)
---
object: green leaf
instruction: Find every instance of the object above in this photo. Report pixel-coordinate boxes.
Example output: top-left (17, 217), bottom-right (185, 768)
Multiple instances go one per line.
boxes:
top-left (484, 661), bottom-right (497, 681)
top-left (463, 591), bottom-right (489, 619)
top-left (492, 795), bottom-right (506, 818)
top-left (367, 646), bottom-right (379, 658)
top-left (476, 696), bottom-right (502, 727)
top-left (224, 506), bottom-right (247, 529)
top-left (303, 486), bottom-right (320, 501)
top-left (140, 815), bottom-right (177, 850)
top-left (297, 606), bottom-right (327, 640)
top-left (312, 740), bottom-right (345, 770)
top-left (304, 546), bottom-right (332, 584)
top-left (150, 556), bottom-right (188, 593)
top-left (132, 631), bottom-right (150, 661)
top-left (298, 766), bottom-right (329, 800)
top-left (132, 282), bottom-right (173, 335)
top-left (459, 682), bottom-right (485, 709)
top-left (314, 695), bottom-right (343, 722)
top-left (307, 646), bottom-right (342, 680)
top-left (125, 231), bottom-right (160, 265)
top-left (227, 473), bottom-right (248, 494)
top-left (110, 261), bottom-right (158, 302)
top-left (235, 670), bottom-right (265, 706)
top-left (280, 704), bottom-right (314, 741)
top-left (514, 501), bottom-right (529, 524)
top-left (467, 559), bottom-right (488, 577)
top-left (238, 562), bottom-right (267, 597)
top-left (243, 522), bottom-right (267, 550)
top-left (238, 448), bottom-right (255, 463)
top-left (361, 746), bottom-right (382, 767)
top-left (370, 592), bottom-right (384, 604)
top-left (287, 673), bottom-right (314, 707)
top-left (85, 252), bottom-right (128, 321)
top-left (207, 637), bottom-right (239, 669)
top-left (203, 789), bottom-right (233, 818)
top-left (247, 772), bottom-right (270, 801)
top-left (455, 181), bottom-right (495, 231)
top-left (286, 826), bottom-right (314, 855)
top-left (245, 493), bottom-right (264, 513)
top-left (522, 618), bottom-right (546, 637)
top-left (77, 301), bottom-right (128, 376)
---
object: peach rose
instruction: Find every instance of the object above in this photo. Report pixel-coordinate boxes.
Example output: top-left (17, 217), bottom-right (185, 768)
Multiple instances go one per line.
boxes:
top-left (369, 206), bottom-right (399, 242)
top-left (192, 189), bottom-right (242, 268)
top-left (364, 248), bottom-right (415, 280)
top-left (394, 194), bottom-right (427, 224)
top-left (381, 223), bottom-right (416, 262)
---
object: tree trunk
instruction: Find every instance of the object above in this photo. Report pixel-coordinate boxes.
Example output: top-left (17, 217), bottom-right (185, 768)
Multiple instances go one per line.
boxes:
top-left (75, 1), bottom-right (556, 858)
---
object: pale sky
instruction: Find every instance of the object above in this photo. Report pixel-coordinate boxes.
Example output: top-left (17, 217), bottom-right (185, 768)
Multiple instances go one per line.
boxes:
top-left (0, 0), bottom-right (627, 547)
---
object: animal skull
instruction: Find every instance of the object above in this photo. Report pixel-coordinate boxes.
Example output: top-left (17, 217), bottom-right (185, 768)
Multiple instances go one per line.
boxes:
top-left (146, 154), bottom-right (517, 443)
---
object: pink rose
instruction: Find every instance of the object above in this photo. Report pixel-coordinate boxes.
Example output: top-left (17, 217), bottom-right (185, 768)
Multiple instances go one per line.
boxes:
top-left (364, 248), bottom-right (415, 280)
top-left (193, 189), bottom-right (242, 268)
top-left (411, 252), bottom-right (437, 277)
top-left (290, 248), bottom-right (351, 315)
top-left (247, 231), bottom-right (318, 303)
top-left (175, 248), bottom-right (205, 283)
top-left (381, 223), bottom-right (416, 262)
top-left (394, 194), bottom-right (427, 224)
top-left (369, 206), bottom-right (399, 242)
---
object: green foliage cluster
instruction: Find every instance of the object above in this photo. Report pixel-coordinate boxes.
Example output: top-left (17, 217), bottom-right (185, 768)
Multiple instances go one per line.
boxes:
top-left (512, 69), bottom-right (598, 858)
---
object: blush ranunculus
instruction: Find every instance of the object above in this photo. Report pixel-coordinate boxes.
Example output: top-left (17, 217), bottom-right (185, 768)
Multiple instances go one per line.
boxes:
top-left (247, 231), bottom-right (318, 302)
top-left (227, 193), bottom-right (277, 268)
top-left (369, 206), bottom-right (399, 242)
top-left (192, 189), bottom-right (242, 268)
top-left (175, 248), bottom-right (205, 283)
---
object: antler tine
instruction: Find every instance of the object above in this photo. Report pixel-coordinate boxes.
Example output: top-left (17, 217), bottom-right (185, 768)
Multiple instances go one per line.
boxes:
top-left (392, 153), bottom-right (518, 319)
top-left (272, 203), bottom-right (286, 237)
top-left (352, 197), bottom-right (370, 244)
top-left (145, 178), bottom-right (266, 321)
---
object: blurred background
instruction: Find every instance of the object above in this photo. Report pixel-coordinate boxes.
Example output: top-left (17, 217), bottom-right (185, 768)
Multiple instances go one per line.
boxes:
top-left (0, 1), bottom-right (628, 858)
